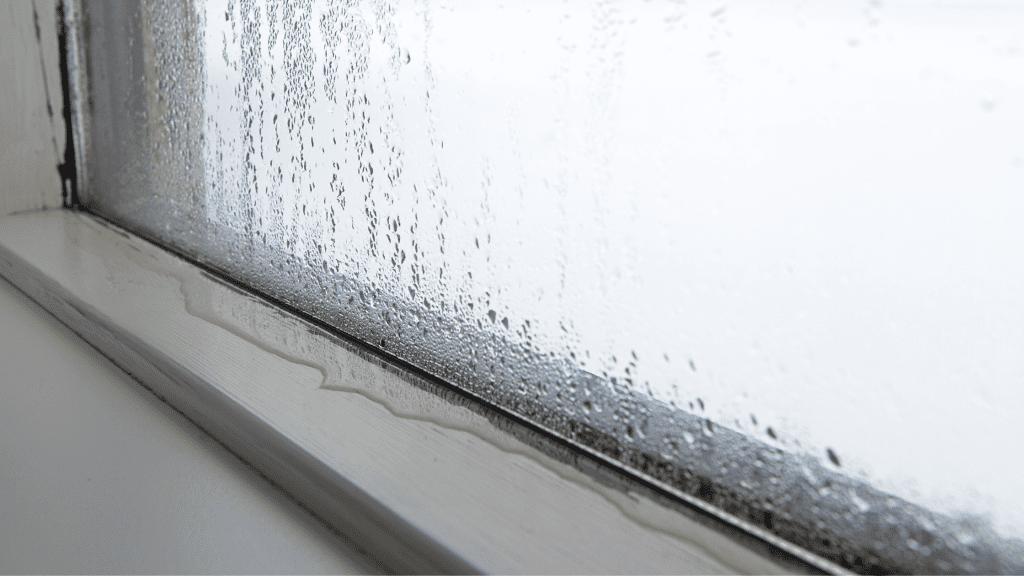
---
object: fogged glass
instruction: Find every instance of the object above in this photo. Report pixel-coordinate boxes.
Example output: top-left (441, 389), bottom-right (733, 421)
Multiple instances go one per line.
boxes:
top-left (74, 0), bottom-right (1024, 572)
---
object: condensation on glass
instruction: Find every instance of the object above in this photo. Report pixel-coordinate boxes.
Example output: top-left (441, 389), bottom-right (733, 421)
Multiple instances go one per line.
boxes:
top-left (68, 0), bottom-right (1024, 572)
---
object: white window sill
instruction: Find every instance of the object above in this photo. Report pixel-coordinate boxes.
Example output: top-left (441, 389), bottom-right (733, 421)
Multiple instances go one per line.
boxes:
top-left (0, 208), bottom-right (833, 574)
top-left (0, 271), bottom-right (377, 574)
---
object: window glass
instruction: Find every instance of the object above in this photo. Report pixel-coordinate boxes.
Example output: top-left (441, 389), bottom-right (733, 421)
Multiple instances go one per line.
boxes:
top-left (75, 0), bottom-right (1024, 572)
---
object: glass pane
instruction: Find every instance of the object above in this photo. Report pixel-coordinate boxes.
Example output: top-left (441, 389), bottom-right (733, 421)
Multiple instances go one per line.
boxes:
top-left (74, 0), bottom-right (1024, 572)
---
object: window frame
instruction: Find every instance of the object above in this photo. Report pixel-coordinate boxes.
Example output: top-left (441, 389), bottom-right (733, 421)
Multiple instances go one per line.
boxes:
top-left (5, 0), bottom-right (1018, 572)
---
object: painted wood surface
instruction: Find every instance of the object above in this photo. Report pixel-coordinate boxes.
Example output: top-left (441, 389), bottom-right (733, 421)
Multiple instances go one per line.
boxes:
top-left (0, 274), bottom-right (378, 574)
top-left (1, 0), bottom-right (64, 216)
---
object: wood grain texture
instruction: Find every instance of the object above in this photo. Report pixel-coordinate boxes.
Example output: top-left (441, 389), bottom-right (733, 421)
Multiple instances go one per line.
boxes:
top-left (1, 0), bottom-right (64, 217)
top-left (0, 210), bottom-right (819, 574)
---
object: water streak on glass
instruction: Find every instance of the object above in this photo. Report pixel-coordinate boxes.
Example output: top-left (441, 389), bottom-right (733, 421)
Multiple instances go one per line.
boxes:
top-left (71, 0), bottom-right (1024, 572)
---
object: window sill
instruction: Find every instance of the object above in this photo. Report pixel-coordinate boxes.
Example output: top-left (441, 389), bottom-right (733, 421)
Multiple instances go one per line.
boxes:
top-left (0, 208), bottom-right (837, 574)
top-left (0, 268), bottom-right (378, 574)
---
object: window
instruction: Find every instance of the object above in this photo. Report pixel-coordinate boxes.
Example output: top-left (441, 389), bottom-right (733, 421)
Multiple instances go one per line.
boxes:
top-left (51, 0), bottom-right (1024, 572)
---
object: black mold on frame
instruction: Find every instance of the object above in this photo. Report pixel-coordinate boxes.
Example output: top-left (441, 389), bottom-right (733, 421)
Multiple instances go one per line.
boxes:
top-left (56, 0), bottom-right (79, 207)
